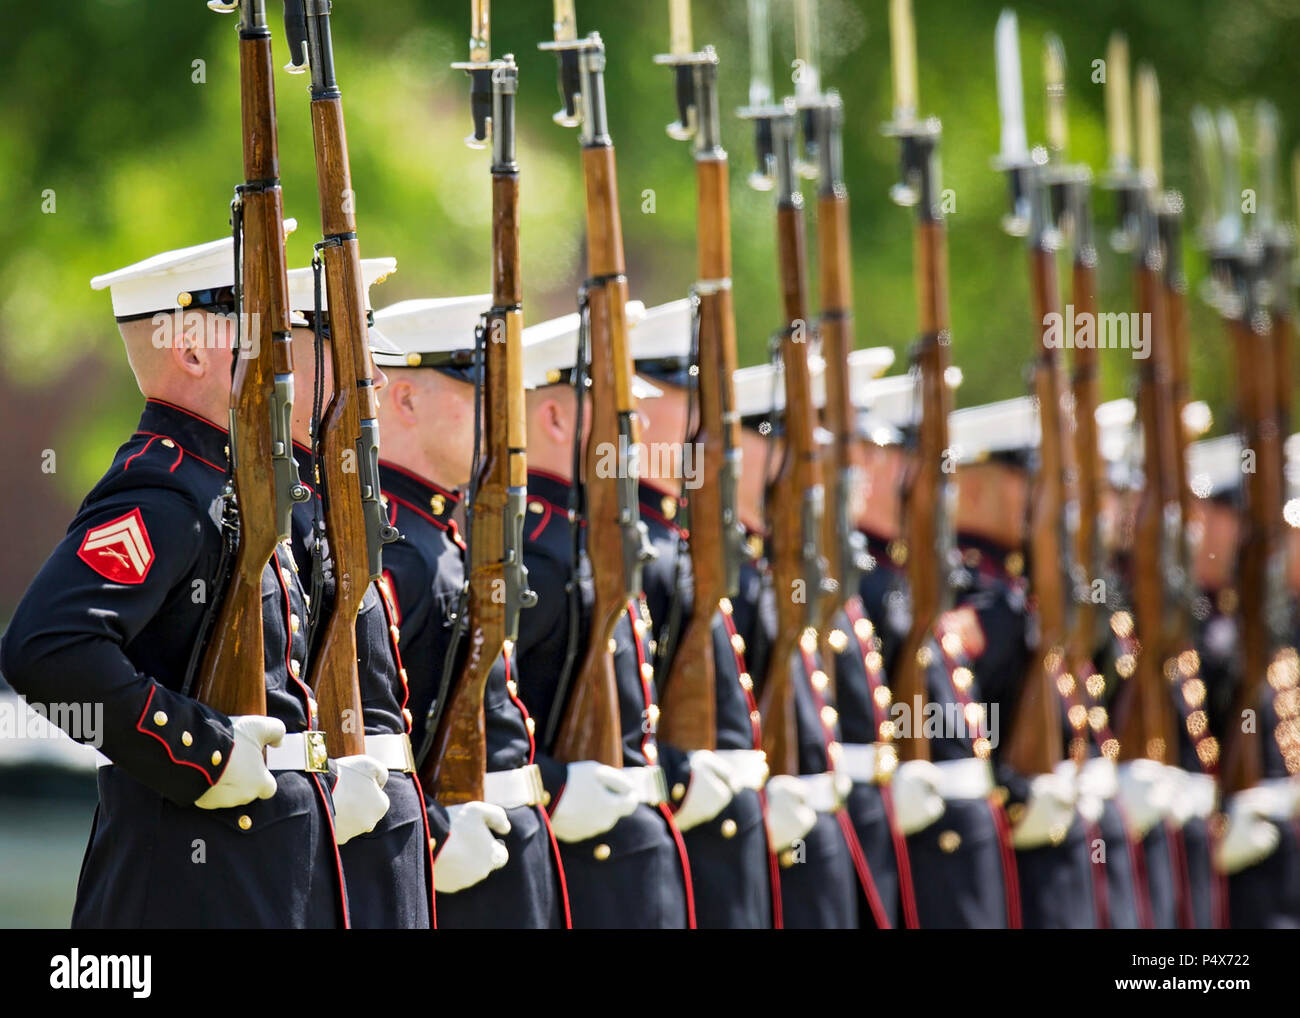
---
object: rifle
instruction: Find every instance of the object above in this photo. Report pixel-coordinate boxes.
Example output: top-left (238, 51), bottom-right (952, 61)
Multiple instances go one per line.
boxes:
top-left (1103, 43), bottom-right (1180, 764)
top-left (419, 2), bottom-right (535, 804)
top-left (883, 0), bottom-right (956, 763)
top-left (1042, 34), bottom-right (1108, 667)
top-left (738, 0), bottom-right (823, 777)
top-left (541, 1), bottom-right (653, 767)
top-left (196, 0), bottom-right (309, 718)
top-left (790, 0), bottom-right (869, 668)
top-left (284, 0), bottom-right (396, 758)
top-left (652, 0), bottom-right (745, 751)
top-left (1195, 108), bottom-right (1289, 794)
top-left (992, 10), bottom-right (1065, 777)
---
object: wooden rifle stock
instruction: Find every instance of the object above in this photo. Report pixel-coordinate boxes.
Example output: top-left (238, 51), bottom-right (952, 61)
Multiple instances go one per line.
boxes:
top-left (298, 11), bottom-right (379, 761)
top-left (424, 56), bottom-right (528, 803)
top-left (1067, 244), bottom-right (1104, 663)
top-left (552, 138), bottom-right (637, 768)
top-left (894, 217), bottom-right (953, 763)
top-left (1116, 257), bottom-right (1181, 763)
top-left (196, 9), bottom-right (296, 719)
top-left (1004, 241), bottom-right (1067, 776)
top-left (657, 153), bottom-right (733, 751)
top-left (760, 195), bottom-right (821, 778)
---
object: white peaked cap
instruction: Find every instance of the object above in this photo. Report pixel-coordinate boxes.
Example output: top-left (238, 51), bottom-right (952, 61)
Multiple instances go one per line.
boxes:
top-left (521, 303), bottom-right (661, 399)
top-left (854, 365), bottom-right (963, 445)
top-left (1188, 434), bottom-right (1244, 499)
top-left (628, 298), bottom-right (693, 362)
top-left (813, 346), bottom-right (896, 408)
top-left (285, 256), bottom-right (399, 353)
top-left (286, 257), bottom-right (397, 315)
top-left (1095, 398), bottom-right (1136, 465)
top-left (371, 295), bottom-right (491, 367)
top-left (90, 219), bottom-right (298, 318)
top-left (948, 396), bottom-right (1040, 466)
top-left (732, 356), bottom-right (828, 421)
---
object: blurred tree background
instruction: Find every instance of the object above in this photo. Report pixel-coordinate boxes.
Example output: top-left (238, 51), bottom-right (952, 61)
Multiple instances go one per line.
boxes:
top-left (2, 0), bottom-right (1300, 623)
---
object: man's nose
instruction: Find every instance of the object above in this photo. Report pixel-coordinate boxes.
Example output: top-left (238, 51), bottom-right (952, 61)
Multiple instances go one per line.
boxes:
top-left (371, 360), bottom-right (389, 394)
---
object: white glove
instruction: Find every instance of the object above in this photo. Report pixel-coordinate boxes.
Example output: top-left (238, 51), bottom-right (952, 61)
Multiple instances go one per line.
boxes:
top-left (549, 761), bottom-right (639, 843)
top-left (1074, 756), bottom-right (1118, 825)
top-left (434, 801), bottom-right (511, 893)
top-left (1215, 789), bottom-right (1283, 874)
top-left (331, 754), bottom-right (390, 845)
top-left (194, 715), bottom-right (284, 810)
top-left (1116, 759), bottom-right (1174, 838)
top-left (890, 759), bottom-right (946, 835)
top-left (765, 774), bottom-right (818, 852)
top-left (1011, 771), bottom-right (1078, 850)
top-left (673, 750), bottom-right (737, 832)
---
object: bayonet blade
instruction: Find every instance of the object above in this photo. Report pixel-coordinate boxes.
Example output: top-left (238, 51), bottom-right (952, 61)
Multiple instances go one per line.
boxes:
top-left (994, 9), bottom-right (1028, 166)
top-left (889, 0), bottom-right (918, 122)
top-left (470, 0), bottom-right (491, 63)
top-left (1257, 100), bottom-right (1280, 234)
top-left (1044, 34), bottom-right (1068, 160)
top-left (669, 0), bottom-right (693, 57)
top-left (746, 0), bottom-right (774, 108)
top-left (1136, 64), bottom-right (1162, 194)
top-left (1217, 108), bottom-right (1244, 250)
top-left (1105, 33), bottom-right (1132, 173)
top-left (553, 0), bottom-right (577, 43)
top-left (793, 0), bottom-right (822, 106)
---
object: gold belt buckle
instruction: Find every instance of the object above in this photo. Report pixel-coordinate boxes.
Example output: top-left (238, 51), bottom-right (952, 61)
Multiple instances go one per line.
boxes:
top-left (400, 735), bottom-right (416, 773)
top-left (305, 730), bottom-right (329, 773)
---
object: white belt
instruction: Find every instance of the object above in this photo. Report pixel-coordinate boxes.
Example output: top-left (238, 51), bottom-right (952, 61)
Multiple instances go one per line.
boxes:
top-left (624, 765), bottom-right (669, 806)
top-left (483, 764), bottom-right (546, 809)
top-left (714, 749), bottom-right (769, 791)
top-left (797, 772), bottom-right (848, 813)
top-left (933, 758), bottom-right (995, 800)
top-left (265, 731), bottom-right (329, 773)
top-left (837, 742), bottom-right (888, 785)
top-left (364, 733), bottom-right (416, 773)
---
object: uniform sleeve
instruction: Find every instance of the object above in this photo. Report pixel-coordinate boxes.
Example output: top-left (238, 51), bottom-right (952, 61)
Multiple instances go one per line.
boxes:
top-left (0, 482), bottom-right (235, 805)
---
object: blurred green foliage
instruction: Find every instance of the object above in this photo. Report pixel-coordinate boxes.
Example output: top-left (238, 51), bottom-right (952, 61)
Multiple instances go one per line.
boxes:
top-left (2, 0), bottom-right (1299, 509)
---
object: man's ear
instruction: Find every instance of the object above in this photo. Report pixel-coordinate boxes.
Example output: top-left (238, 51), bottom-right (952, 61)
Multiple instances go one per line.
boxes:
top-left (387, 376), bottom-right (420, 425)
top-left (541, 396), bottom-right (570, 445)
top-left (171, 311), bottom-right (208, 378)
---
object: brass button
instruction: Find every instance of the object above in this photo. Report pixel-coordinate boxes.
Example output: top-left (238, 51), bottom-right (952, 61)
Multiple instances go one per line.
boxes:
top-left (429, 837), bottom-right (438, 853)
top-left (399, 667), bottom-right (409, 684)
top-left (1005, 551), bottom-right (1024, 577)
top-left (507, 680), bottom-right (518, 696)
top-left (541, 791), bottom-right (551, 807)
top-left (430, 494), bottom-right (446, 516)
top-left (525, 717), bottom-right (536, 734)
top-left (528, 501), bottom-right (544, 514)
top-left (719, 598), bottom-right (733, 616)
top-left (750, 710), bottom-right (762, 725)
top-left (810, 670), bottom-right (829, 692)
top-left (730, 633), bottom-right (746, 654)
top-left (888, 539), bottom-right (908, 565)
top-left (820, 705), bottom-right (838, 728)
top-left (660, 496), bottom-right (677, 520)
top-left (1006, 802), bottom-right (1026, 825)
top-left (290, 613), bottom-right (301, 633)
top-left (720, 818), bottom-right (738, 839)
top-left (827, 629), bottom-right (849, 653)
top-left (640, 662), bottom-right (654, 680)
top-left (738, 672), bottom-right (753, 692)
top-left (593, 843), bottom-right (612, 861)
top-left (289, 659), bottom-right (301, 678)
top-left (238, 814), bottom-right (252, 831)
top-left (779, 849), bottom-right (796, 868)
top-left (160, 438), bottom-right (176, 449)
top-left (211, 750), bottom-right (223, 766)
top-left (402, 708), bottom-right (413, 727)
top-left (153, 711), bottom-right (168, 727)
top-left (608, 638), bottom-right (618, 654)
top-left (938, 830), bottom-right (961, 853)
top-left (181, 731), bottom-right (193, 747)
top-left (671, 782), bottom-right (686, 802)
top-left (390, 625), bottom-right (401, 644)
top-left (644, 743), bottom-right (658, 762)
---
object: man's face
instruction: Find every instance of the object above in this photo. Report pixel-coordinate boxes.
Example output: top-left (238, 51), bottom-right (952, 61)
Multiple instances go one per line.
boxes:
top-left (376, 368), bottom-right (477, 488)
top-left (852, 442), bottom-right (905, 538)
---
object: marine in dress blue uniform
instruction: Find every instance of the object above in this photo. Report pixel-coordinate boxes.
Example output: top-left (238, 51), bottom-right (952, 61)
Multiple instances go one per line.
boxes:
top-left (629, 299), bottom-right (775, 929)
top-left (511, 312), bottom-right (693, 929)
top-left (283, 261), bottom-right (435, 929)
top-left (1, 238), bottom-right (346, 928)
top-left (727, 361), bottom-right (865, 929)
top-left (371, 295), bottom-right (570, 929)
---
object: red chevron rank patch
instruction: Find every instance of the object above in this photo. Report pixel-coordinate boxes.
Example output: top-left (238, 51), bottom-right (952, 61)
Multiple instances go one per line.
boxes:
top-left (77, 508), bottom-right (155, 585)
